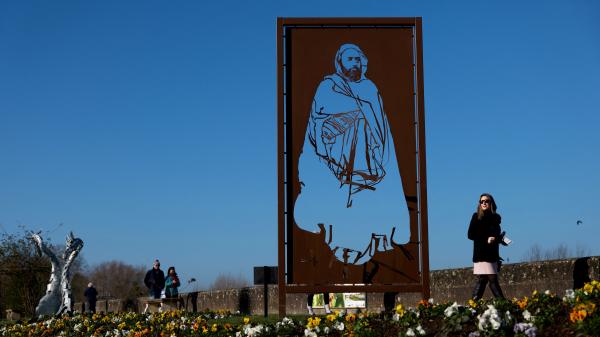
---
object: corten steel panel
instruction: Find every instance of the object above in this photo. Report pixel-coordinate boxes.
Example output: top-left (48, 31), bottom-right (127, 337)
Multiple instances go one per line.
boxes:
top-left (278, 18), bottom-right (429, 306)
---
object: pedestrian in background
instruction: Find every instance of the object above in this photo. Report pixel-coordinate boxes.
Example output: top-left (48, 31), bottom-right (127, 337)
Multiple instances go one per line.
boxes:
top-left (84, 282), bottom-right (98, 313)
top-left (144, 259), bottom-right (165, 299)
top-left (165, 266), bottom-right (180, 299)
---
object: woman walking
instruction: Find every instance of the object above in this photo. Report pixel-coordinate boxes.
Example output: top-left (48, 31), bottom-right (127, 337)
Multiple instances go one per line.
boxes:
top-left (468, 193), bottom-right (505, 300)
top-left (165, 266), bottom-right (180, 299)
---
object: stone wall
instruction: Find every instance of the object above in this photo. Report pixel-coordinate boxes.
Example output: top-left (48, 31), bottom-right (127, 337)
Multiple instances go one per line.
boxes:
top-left (428, 257), bottom-right (599, 303)
top-left (74, 256), bottom-right (599, 315)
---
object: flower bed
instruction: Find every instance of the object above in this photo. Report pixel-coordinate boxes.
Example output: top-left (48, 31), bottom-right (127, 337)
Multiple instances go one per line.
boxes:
top-left (2, 281), bottom-right (598, 337)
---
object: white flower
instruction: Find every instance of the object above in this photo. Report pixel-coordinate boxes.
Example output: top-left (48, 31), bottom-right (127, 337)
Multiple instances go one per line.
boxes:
top-left (564, 289), bottom-right (575, 301)
top-left (244, 324), bottom-right (267, 337)
top-left (406, 328), bottom-right (416, 336)
top-left (444, 302), bottom-right (459, 317)
top-left (428, 298), bottom-right (434, 304)
top-left (477, 305), bottom-right (502, 331)
top-left (392, 313), bottom-right (400, 321)
top-left (276, 317), bottom-right (296, 330)
top-left (544, 290), bottom-right (551, 295)
top-left (304, 328), bottom-right (317, 337)
top-left (334, 321), bottom-right (344, 331)
top-left (416, 325), bottom-right (426, 335)
top-left (523, 309), bottom-right (532, 321)
top-left (477, 318), bottom-right (486, 331)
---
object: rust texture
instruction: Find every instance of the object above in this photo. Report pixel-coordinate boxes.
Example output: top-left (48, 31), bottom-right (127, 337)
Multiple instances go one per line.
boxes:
top-left (278, 19), bottom-right (429, 315)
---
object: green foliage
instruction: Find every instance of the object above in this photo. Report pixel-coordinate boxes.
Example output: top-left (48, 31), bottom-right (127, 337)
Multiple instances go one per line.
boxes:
top-left (440, 302), bottom-right (476, 336)
top-left (523, 290), bottom-right (569, 331)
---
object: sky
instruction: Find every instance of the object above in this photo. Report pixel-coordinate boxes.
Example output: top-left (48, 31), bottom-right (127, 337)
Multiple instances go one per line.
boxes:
top-left (1, 0), bottom-right (599, 290)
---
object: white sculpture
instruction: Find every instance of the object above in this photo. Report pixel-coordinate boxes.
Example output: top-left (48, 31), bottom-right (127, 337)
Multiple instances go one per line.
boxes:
top-left (31, 232), bottom-right (84, 316)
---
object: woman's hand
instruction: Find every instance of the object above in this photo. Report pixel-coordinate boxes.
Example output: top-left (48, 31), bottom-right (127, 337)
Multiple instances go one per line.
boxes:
top-left (487, 237), bottom-right (496, 244)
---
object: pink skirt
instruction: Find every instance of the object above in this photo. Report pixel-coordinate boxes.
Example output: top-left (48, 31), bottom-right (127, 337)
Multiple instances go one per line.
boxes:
top-left (473, 262), bottom-right (498, 275)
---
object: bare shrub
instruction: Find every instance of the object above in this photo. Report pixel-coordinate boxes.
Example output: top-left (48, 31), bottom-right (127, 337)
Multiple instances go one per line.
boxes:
top-left (522, 243), bottom-right (592, 262)
top-left (209, 272), bottom-right (249, 290)
top-left (522, 243), bottom-right (543, 262)
top-left (87, 261), bottom-right (146, 300)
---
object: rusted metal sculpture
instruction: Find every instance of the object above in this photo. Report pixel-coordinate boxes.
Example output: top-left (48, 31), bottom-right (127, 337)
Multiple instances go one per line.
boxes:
top-left (277, 18), bottom-right (430, 315)
top-left (31, 232), bottom-right (84, 316)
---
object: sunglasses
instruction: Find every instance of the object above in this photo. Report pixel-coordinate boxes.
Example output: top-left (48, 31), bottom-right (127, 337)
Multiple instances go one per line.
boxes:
top-left (480, 199), bottom-right (490, 205)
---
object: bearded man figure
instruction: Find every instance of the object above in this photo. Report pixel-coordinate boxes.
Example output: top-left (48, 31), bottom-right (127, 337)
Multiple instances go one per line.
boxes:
top-left (294, 43), bottom-right (410, 265)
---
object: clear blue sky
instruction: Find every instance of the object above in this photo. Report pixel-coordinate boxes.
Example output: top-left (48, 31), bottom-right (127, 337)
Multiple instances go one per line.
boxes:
top-left (1, 0), bottom-right (599, 289)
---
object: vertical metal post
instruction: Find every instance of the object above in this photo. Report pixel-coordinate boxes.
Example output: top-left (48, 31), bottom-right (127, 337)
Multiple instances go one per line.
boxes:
top-left (277, 18), bottom-right (287, 317)
top-left (263, 266), bottom-right (269, 317)
top-left (414, 17), bottom-right (431, 300)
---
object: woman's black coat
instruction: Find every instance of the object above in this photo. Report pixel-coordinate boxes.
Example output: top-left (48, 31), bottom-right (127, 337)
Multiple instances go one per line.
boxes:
top-left (468, 212), bottom-right (502, 262)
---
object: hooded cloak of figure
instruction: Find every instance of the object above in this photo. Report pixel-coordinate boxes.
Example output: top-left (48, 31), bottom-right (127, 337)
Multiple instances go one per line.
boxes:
top-left (295, 43), bottom-right (410, 264)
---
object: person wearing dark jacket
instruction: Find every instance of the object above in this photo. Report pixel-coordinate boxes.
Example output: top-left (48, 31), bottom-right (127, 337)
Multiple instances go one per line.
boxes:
top-left (468, 193), bottom-right (505, 300)
top-left (144, 259), bottom-right (165, 299)
top-left (84, 282), bottom-right (98, 313)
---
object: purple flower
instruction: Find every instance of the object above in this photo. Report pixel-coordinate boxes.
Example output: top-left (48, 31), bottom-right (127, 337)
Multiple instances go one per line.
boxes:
top-left (513, 322), bottom-right (537, 337)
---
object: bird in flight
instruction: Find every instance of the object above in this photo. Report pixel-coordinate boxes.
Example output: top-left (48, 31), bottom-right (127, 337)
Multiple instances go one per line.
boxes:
top-left (576, 220), bottom-right (583, 225)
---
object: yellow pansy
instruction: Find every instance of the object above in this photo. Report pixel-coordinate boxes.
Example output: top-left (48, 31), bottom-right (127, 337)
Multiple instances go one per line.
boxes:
top-left (307, 316), bottom-right (321, 328)
top-left (395, 304), bottom-right (405, 316)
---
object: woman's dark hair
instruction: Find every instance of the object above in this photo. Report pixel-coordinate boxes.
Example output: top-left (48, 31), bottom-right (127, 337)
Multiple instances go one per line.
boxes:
top-left (167, 266), bottom-right (177, 275)
top-left (477, 193), bottom-right (498, 220)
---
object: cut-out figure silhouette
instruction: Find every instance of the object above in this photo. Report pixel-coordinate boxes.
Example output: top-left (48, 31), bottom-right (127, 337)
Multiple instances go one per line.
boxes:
top-left (295, 43), bottom-right (409, 264)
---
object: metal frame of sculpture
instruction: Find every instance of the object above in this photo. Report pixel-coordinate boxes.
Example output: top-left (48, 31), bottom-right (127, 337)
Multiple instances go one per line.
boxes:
top-left (31, 231), bottom-right (84, 316)
top-left (277, 18), bottom-right (430, 315)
